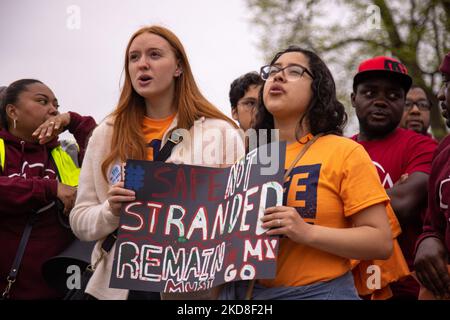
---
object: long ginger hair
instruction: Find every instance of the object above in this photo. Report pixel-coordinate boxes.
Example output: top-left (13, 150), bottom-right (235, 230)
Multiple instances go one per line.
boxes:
top-left (102, 26), bottom-right (236, 180)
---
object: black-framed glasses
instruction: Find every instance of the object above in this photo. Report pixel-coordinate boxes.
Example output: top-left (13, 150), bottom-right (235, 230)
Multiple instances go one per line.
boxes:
top-left (260, 64), bottom-right (314, 81)
top-left (404, 100), bottom-right (431, 111)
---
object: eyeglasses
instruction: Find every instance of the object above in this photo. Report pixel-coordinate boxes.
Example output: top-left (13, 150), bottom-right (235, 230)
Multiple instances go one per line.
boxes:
top-left (260, 64), bottom-right (314, 81)
top-left (404, 100), bottom-right (431, 111)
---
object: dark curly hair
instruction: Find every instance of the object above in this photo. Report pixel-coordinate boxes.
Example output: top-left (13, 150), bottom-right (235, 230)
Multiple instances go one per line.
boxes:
top-left (0, 79), bottom-right (43, 130)
top-left (254, 46), bottom-right (347, 141)
top-left (229, 71), bottom-right (263, 108)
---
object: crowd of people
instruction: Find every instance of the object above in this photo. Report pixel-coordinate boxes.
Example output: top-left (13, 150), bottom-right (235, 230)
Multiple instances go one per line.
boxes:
top-left (0, 25), bottom-right (449, 300)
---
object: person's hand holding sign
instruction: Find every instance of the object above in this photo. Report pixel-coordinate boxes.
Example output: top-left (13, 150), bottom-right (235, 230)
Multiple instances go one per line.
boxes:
top-left (261, 203), bottom-right (392, 261)
top-left (261, 206), bottom-right (314, 243)
top-left (107, 181), bottom-right (136, 216)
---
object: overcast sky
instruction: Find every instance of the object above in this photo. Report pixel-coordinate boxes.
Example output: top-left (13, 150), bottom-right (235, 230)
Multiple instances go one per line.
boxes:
top-left (0, 0), bottom-right (361, 136)
top-left (0, 0), bottom-right (264, 124)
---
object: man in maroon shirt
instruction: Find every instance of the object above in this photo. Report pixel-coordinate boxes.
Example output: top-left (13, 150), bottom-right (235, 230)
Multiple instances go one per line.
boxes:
top-left (414, 52), bottom-right (450, 299)
top-left (350, 56), bottom-right (438, 299)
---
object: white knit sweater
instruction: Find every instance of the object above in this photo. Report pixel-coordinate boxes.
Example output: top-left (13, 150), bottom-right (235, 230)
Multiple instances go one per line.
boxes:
top-left (69, 116), bottom-right (245, 300)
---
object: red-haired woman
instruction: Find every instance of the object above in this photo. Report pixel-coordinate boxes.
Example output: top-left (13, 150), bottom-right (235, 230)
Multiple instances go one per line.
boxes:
top-left (70, 26), bottom-right (244, 300)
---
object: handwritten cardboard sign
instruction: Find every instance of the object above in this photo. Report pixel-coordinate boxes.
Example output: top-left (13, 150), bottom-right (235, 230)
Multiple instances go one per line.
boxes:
top-left (110, 143), bottom-right (285, 293)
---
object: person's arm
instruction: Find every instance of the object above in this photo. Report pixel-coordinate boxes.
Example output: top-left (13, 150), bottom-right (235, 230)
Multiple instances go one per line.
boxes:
top-left (386, 171), bottom-right (429, 225)
top-left (69, 124), bottom-right (120, 241)
top-left (0, 176), bottom-right (57, 215)
top-left (414, 152), bottom-right (450, 298)
top-left (414, 237), bottom-right (450, 298)
top-left (0, 173), bottom-right (77, 215)
top-left (262, 142), bottom-right (395, 260)
top-left (32, 111), bottom-right (97, 164)
top-left (262, 203), bottom-right (393, 260)
top-left (388, 134), bottom-right (437, 225)
top-left (65, 112), bottom-right (96, 164)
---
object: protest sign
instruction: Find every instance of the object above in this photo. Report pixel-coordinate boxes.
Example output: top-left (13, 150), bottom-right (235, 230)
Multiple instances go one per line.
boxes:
top-left (110, 143), bottom-right (285, 293)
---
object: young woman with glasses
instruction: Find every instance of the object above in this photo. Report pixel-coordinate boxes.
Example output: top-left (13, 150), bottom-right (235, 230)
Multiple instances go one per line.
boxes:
top-left (220, 46), bottom-right (396, 300)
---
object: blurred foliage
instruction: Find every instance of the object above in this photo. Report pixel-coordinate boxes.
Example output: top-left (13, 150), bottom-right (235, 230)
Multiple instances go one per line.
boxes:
top-left (247, 0), bottom-right (450, 138)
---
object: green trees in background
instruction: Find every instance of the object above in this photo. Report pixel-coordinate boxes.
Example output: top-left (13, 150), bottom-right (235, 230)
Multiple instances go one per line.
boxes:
top-left (247, 0), bottom-right (449, 138)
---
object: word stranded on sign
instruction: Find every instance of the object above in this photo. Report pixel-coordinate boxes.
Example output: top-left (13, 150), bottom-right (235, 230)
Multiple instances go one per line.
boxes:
top-left (120, 149), bottom-right (283, 240)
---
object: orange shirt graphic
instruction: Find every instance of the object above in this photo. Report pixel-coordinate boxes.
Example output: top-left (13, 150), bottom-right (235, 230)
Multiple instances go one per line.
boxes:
top-left (259, 134), bottom-right (390, 288)
top-left (142, 113), bottom-right (176, 161)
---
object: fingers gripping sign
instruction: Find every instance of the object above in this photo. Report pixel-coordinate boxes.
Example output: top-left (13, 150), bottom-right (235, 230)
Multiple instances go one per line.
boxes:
top-left (261, 206), bottom-right (314, 244)
top-left (107, 181), bottom-right (136, 217)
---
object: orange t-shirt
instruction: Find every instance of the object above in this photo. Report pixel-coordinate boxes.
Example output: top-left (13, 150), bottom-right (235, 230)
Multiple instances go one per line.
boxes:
top-left (259, 133), bottom-right (390, 288)
top-left (142, 113), bottom-right (176, 161)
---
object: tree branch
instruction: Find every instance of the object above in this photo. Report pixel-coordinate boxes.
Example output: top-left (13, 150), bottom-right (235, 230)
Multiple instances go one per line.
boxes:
top-left (321, 37), bottom-right (390, 51)
top-left (414, 4), bottom-right (433, 45)
top-left (439, 0), bottom-right (450, 34)
top-left (409, 0), bottom-right (417, 31)
top-left (432, 6), bottom-right (443, 63)
top-left (373, 0), bottom-right (403, 48)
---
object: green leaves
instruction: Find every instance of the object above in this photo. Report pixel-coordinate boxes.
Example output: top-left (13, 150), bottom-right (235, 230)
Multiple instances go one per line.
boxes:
top-left (246, 0), bottom-right (449, 138)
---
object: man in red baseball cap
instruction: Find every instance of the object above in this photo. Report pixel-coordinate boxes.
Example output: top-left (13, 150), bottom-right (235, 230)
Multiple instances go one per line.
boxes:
top-left (414, 52), bottom-right (450, 300)
top-left (351, 56), bottom-right (438, 299)
top-left (353, 56), bottom-right (412, 93)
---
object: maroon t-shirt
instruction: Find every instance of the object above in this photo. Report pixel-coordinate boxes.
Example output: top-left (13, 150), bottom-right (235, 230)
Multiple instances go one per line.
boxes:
top-left (416, 135), bottom-right (450, 257)
top-left (352, 128), bottom-right (437, 299)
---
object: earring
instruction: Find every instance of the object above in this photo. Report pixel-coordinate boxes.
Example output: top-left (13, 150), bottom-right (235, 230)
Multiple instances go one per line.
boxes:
top-left (175, 68), bottom-right (183, 77)
top-left (13, 119), bottom-right (17, 129)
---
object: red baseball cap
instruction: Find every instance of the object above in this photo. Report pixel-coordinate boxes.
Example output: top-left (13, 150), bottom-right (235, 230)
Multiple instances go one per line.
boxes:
top-left (353, 56), bottom-right (412, 92)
